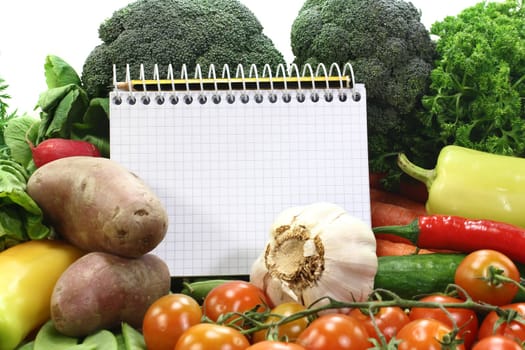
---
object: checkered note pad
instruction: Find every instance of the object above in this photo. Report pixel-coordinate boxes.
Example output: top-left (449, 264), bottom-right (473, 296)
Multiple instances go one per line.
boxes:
top-left (110, 68), bottom-right (369, 276)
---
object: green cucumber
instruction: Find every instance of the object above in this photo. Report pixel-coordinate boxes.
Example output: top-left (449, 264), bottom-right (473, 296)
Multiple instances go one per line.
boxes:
top-left (374, 253), bottom-right (465, 299)
top-left (374, 253), bottom-right (525, 302)
top-left (180, 279), bottom-right (239, 304)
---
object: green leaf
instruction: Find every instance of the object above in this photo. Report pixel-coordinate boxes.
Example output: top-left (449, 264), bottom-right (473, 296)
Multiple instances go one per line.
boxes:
top-left (46, 88), bottom-right (88, 139)
top-left (82, 329), bottom-right (119, 350)
top-left (37, 85), bottom-right (76, 113)
top-left (44, 55), bottom-right (81, 89)
top-left (72, 97), bottom-right (110, 157)
top-left (4, 116), bottom-right (40, 168)
top-left (33, 321), bottom-right (80, 350)
top-left (0, 159), bottom-right (51, 247)
top-left (121, 323), bottom-right (146, 350)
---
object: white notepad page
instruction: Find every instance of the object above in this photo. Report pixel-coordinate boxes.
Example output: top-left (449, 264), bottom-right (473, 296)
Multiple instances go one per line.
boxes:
top-left (110, 83), bottom-right (370, 276)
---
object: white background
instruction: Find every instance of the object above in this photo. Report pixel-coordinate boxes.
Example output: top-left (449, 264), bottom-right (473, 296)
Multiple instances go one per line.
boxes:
top-left (1, 0), bottom-right (488, 115)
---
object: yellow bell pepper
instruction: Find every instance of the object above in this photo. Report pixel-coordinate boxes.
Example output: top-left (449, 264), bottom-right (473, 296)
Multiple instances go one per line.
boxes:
top-left (0, 239), bottom-right (84, 350)
top-left (398, 145), bottom-right (525, 229)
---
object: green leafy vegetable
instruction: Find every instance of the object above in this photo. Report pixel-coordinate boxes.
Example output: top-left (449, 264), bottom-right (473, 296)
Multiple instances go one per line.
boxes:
top-left (0, 77), bottom-right (19, 157)
top-left (33, 55), bottom-right (110, 157)
top-left (4, 116), bottom-right (40, 168)
top-left (420, 0), bottom-right (525, 157)
top-left (44, 55), bottom-right (82, 89)
top-left (120, 323), bottom-right (146, 350)
top-left (0, 78), bottom-right (51, 250)
top-left (17, 321), bottom-right (145, 350)
top-left (0, 159), bottom-right (51, 250)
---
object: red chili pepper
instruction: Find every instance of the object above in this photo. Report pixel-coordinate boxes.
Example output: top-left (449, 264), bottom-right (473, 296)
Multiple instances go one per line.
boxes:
top-left (373, 215), bottom-right (525, 263)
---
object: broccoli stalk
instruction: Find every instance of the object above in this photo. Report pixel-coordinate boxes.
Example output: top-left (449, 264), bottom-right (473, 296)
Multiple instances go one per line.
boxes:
top-left (81, 0), bottom-right (285, 99)
top-left (291, 0), bottom-right (437, 186)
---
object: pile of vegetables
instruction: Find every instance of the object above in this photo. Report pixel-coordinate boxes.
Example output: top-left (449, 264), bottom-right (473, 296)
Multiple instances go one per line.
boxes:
top-left (2, 0), bottom-right (525, 349)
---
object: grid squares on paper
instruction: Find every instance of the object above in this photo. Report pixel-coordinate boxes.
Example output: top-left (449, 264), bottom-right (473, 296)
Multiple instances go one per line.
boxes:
top-left (109, 85), bottom-right (369, 276)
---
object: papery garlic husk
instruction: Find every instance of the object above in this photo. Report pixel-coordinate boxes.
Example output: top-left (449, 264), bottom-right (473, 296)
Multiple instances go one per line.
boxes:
top-left (250, 202), bottom-right (377, 307)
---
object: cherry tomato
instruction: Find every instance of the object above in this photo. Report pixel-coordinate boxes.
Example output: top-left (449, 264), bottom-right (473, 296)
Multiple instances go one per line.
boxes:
top-left (296, 313), bottom-right (372, 350)
top-left (246, 340), bottom-right (306, 350)
top-left (203, 280), bottom-right (271, 325)
top-left (396, 318), bottom-right (466, 350)
top-left (252, 302), bottom-right (309, 343)
top-left (454, 249), bottom-right (520, 305)
top-left (409, 294), bottom-right (479, 349)
top-left (348, 306), bottom-right (410, 343)
top-left (478, 302), bottom-right (525, 343)
top-left (472, 335), bottom-right (523, 350)
top-left (174, 323), bottom-right (250, 350)
top-left (142, 293), bottom-right (202, 350)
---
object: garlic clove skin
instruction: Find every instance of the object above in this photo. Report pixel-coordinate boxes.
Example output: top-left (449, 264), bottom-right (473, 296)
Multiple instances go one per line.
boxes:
top-left (250, 253), bottom-right (296, 305)
top-left (250, 202), bottom-right (377, 308)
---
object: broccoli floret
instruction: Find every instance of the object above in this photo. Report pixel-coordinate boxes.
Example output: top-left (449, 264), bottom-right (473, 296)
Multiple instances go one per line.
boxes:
top-left (81, 0), bottom-right (285, 98)
top-left (291, 0), bottom-right (437, 183)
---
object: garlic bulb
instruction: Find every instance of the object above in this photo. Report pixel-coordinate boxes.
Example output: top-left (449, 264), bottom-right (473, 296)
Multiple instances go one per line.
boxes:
top-left (250, 202), bottom-right (377, 307)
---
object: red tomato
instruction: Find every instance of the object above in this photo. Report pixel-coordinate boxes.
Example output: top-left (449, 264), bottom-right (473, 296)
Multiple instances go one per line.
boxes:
top-left (203, 280), bottom-right (271, 325)
top-left (174, 323), bottom-right (250, 350)
top-left (409, 294), bottom-right (479, 349)
top-left (246, 340), bottom-right (306, 350)
top-left (478, 303), bottom-right (525, 343)
top-left (396, 318), bottom-right (466, 350)
top-left (472, 335), bottom-right (523, 350)
top-left (252, 302), bottom-right (309, 343)
top-left (142, 293), bottom-right (202, 350)
top-left (454, 249), bottom-right (520, 305)
top-left (296, 313), bottom-right (372, 350)
top-left (348, 306), bottom-right (410, 343)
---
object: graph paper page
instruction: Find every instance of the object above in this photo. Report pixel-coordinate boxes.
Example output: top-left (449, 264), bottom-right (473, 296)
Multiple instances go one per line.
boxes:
top-left (110, 85), bottom-right (369, 276)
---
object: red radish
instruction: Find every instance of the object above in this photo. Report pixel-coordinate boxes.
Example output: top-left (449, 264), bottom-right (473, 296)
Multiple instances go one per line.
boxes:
top-left (29, 138), bottom-right (101, 168)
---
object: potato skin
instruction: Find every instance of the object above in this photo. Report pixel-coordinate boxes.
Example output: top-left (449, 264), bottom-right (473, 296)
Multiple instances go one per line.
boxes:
top-left (50, 252), bottom-right (171, 337)
top-left (27, 156), bottom-right (168, 258)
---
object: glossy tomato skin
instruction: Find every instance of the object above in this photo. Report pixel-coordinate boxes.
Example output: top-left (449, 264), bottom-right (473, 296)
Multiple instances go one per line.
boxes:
top-left (174, 323), bottom-right (250, 350)
top-left (296, 313), bottom-right (372, 350)
top-left (472, 335), bottom-right (523, 350)
top-left (252, 302), bottom-right (309, 343)
top-left (454, 249), bottom-right (520, 306)
top-left (396, 318), bottom-right (466, 350)
top-left (246, 340), bottom-right (306, 350)
top-left (142, 293), bottom-right (202, 350)
top-left (203, 280), bottom-right (271, 324)
top-left (348, 306), bottom-right (410, 343)
top-left (478, 302), bottom-right (525, 343)
top-left (409, 294), bottom-right (479, 349)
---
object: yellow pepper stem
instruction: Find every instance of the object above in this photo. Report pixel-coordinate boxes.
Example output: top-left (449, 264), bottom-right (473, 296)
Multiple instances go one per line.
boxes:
top-left (397, 153), bottom-right (436, 189)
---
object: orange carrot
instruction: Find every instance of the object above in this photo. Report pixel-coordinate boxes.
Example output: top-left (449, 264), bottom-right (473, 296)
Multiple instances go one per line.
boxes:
top-left (376, 238), bottom-right (434, 257)
top-left (369, 188), bottom-right (427, 216)
top-left (370, 200), bottom-right (420, 227)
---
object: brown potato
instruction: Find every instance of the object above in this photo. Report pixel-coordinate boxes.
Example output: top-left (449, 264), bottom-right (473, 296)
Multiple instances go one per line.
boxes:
top-left (50, 252), bottom-right (171, 337)
top-left (27, 156), bottom-right (168, 258)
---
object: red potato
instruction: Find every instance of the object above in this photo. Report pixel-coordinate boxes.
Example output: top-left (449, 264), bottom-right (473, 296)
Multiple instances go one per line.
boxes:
top-left (26, 156), bottom-right (168, 257)
top-left (50, 251), bottom-right (171, 337)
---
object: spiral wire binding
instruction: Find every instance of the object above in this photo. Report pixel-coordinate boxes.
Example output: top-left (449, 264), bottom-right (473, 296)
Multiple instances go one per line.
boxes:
top-left (112, 62), bottom-right (360, 106)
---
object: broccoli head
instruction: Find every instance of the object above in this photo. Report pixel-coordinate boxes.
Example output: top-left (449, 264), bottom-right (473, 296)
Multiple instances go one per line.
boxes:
top-left (81, 0), bottom-right (285, 98)
top-left (291, 0), bottom-right (437, 184)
